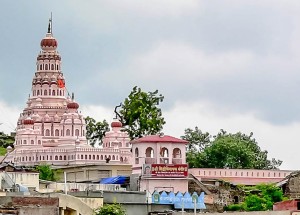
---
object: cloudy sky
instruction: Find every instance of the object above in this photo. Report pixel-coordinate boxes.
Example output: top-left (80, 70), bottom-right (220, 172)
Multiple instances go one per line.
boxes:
top-left (0, 1), bottom-right (300, 169)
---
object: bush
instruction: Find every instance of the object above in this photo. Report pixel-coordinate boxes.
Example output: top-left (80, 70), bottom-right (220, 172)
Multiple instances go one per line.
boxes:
top-left (224, 204), bottom-right (244, 211)
top-left (95, 203), bottom-right (126, 215)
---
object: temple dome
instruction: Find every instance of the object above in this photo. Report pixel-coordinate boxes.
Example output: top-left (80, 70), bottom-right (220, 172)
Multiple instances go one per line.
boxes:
top-left (67, 102), bottom-right (79, 109)
top-left (111, 120), bottom-right (122, 128)
top-left (40, 34), bottom-right (58, 51)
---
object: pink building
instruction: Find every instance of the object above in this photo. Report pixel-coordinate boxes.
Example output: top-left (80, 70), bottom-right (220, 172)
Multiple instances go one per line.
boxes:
top-left (4, 22), bottom-right (131, 166)
top-left (131, 135), bottom-right (189, 193)
top-left (189, 168), bottom-right (292, 185)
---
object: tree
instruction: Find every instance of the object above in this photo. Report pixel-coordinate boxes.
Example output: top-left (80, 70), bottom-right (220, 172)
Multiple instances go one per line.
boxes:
top-left (181, 127), bottom-right (211, 168)
top-left (95, 203), bottom-right (126, 215)
top-left (85, 116), bottom-right (109, 147)
top-left (186, 129), bottom-right (282, 169)
top-left (117, 86), bottom-right (165, 140)
top-left (0, 132), bottom-right (15, 148)
top-left (36, 164), bottom-right (61, 181)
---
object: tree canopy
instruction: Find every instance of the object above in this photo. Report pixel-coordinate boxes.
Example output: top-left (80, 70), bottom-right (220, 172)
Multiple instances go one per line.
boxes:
top-left (182, 128), bottom-right (282, 169)
top-left (117, 86), bottom-right (165, 140)
top-left (36, 164), bottom-right (61, 181)
top-left (95, 203), bottom-right (126, 215)
top-left (85, 116), bottom-right (109, 147)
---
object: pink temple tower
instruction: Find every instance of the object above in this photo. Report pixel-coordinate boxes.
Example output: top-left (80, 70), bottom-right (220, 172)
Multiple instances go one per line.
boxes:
top-left (4, 20), bottom-right (131, 166)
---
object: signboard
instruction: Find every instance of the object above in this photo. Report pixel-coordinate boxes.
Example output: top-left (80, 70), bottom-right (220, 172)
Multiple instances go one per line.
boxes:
top-left (152, 191), bottom-right (206, 210)
top-left (143, 164), bottom-right (188, 178)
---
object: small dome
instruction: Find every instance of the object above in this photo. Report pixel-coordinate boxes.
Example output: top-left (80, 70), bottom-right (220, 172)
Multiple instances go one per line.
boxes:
top-left (67, 102), bottom-right (79, 109)
top-left (111, 121), bottom-right (122, 128)
top-left (40, 35), bottom-right (58, 51)
top-left (23, 117), bottom-right (34, 125)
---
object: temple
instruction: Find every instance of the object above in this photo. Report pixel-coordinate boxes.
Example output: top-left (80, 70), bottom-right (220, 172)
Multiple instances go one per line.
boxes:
top-left (4, 21), bottom-right (131, 166)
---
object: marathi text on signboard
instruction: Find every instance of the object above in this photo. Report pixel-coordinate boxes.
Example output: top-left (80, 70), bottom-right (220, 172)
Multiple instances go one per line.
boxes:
top-left (143, 164), bottom-right (188, 178)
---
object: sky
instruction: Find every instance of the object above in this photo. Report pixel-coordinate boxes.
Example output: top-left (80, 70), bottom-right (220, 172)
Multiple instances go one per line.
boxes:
top-left (0, 1), bottom-right (300, 170)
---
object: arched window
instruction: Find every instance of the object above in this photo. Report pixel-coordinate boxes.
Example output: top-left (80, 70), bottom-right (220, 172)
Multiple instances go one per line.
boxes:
top-left (81, 155), bottom-right (83, 159)
top-left (40, 65), bottom-right (42, 70)
top-left (75, 129), bottom-right (79, 136)
top-left (44, 90), bottom-right (47, 96)
top-left (38, 140), bottom-right (41, 145)
top-left (31, 140), bottom-right (34, 145)
top-left (135, 148), bottom-right (139, 157)
top-left (64, 155), bottom-right (67, 160)
top-left (60, 90), bottom-right (62, 96)
top-left (47, 155), bottom-right (48, 160)
top-left (56, 65), bottom-right (59, 70)
top-left (101, 155), bottom-right (103, 160)
top-left (89, 155), bottom-right (91, 159)
top-left (50, 156), bottom-right (52, 160)
top-left (112, 155), bottom-right (115, 160)
top-left (173, 148), bottom-right (181, 158)
top-left (97, 155), bottom-right (99, 160)
top-left (51, 64), bottom-right (54, 70)
top-left (146, 147), bottom-right (154, 158)
top-left (45, 129), bottom-right (50, 136)
top-left (23, 140), bottom-right (27, 144)
top-left (66, 129), bottom-right (70, 136)
top-left (161, 147), bottom-right (168, 157)
top-left (43, 156), bottom-right (45, 160)
top-left (59, 156), bottom-right (62, 160)
top-left (85, 155), bottom-right (87, 159)
top-left (45, 64), bottom-right (48, 70)
top-left (120, 157), bottom-right (123, 162)
top-left (55, 129), bottom-right (59, 136)
top-left (37, 90), bottom-right (40, 96)
top-left (52, 90), bottom-right (55, 96)
top-left (55, 156), bottom-right (58, 160)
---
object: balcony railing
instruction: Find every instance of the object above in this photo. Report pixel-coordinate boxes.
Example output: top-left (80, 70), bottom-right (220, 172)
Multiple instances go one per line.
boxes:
top-left (172, 158), bottom-right (183, 164)
top-left (160, 157), bottom-right (169, 164)
top-left (145, 157), bottom-right (156, 164)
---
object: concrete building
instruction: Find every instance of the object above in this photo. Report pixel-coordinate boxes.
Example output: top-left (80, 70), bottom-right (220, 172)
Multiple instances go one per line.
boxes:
top-left (3, 20), bottom-right (131, 167)
top-left (131, 134), bottom-right (189, 193)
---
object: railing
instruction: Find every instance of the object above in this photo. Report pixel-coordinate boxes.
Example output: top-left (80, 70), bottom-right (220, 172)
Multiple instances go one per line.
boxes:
top-left (160, 157), bottom-right (169, 164)
top-left (172, 158), bottom-right (182, 164)
top-left (145, 157), bottom-right (156, 164)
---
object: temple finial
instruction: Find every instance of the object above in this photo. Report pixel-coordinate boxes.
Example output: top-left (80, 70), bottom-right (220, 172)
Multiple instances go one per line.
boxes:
top-left (71, 92), bottom-right (74, 101)
top-left (47, 13), bottom-right (52, 34)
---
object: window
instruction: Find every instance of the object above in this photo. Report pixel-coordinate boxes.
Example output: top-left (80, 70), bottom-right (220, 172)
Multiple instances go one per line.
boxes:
top-left (59, 156), bottom-right (62, 160)
top-left (52, 90), bottom-right (55, 96)
top-left (40, 65), bottom-right (42, 70)
top-left (55, 129), bottom-right (59, 136)
top-left (75, 129), bottom-right (79, 136)
top-left (81, 155), bottom-right (83, 159)
top-left (64, 155), bottom-right (66, 160)
top-left (31, 140), bottom-right (34, 145)
top-left (23, 140), bottom-right (27, 144)
top-left (37, 90), bottom-right (40, 96)
top-left (97, 155), bottom-right (99, 160)
top-left (38, 140), bottom-right (41, 145)
top-left (44, 90), bottom-right (47, 96)
top-left (93, 155), bottom-right (95, 160)
top-left (101, 155), bottom-right (103, 160)
top-left (66, 129), bottom-right (70, 136)
top-left (89, 155), bottom-right (91, 159)
top-left (51, 64), bottom-right (54, 70)
top-left (112, 155), bottom-right (115, 160)
top-left (45, 64), bottom-right (48, 70)
top-left (55, 156), bottom-right (58, 160)
top-left (56, 65), bottom-right (59, 70)
top-left (45, 129), bottom-right (50, 136)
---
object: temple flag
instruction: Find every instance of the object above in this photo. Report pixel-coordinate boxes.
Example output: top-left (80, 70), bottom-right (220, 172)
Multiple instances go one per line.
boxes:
top-left (57, 79), bottom-right (65, 88)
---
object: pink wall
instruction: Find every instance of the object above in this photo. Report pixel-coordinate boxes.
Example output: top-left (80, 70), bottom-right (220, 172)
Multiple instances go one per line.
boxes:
top-left (189, 168), bottom-right (292, 185)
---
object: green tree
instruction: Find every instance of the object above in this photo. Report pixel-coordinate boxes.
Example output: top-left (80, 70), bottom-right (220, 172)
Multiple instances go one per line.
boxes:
top-left (36, 164), bottom-right (61, 181)
top-left (117, 86), bottom-right (165, 140)
top-left (187, 130), bottom-right (282, 169)
top-left (85, 116), bottom-right (109, 147)
top-left (95, 203), bottom-right (126, 215)
top-left (181, 127), bottom-right (211, 168)
top-left (0, 132), bottom-right (15, 148)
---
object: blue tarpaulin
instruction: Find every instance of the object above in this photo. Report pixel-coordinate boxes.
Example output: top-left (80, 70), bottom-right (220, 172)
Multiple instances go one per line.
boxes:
top-left (100, 176), bottom-right (127, 184)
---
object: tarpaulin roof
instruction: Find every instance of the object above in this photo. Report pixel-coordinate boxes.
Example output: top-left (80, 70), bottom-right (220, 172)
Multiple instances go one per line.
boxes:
top-left (100, 176), bottom-right (128, 184)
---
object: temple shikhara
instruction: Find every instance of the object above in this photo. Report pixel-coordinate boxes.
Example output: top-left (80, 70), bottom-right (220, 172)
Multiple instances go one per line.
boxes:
top-left (4, 21), bottom-right (131, 166)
